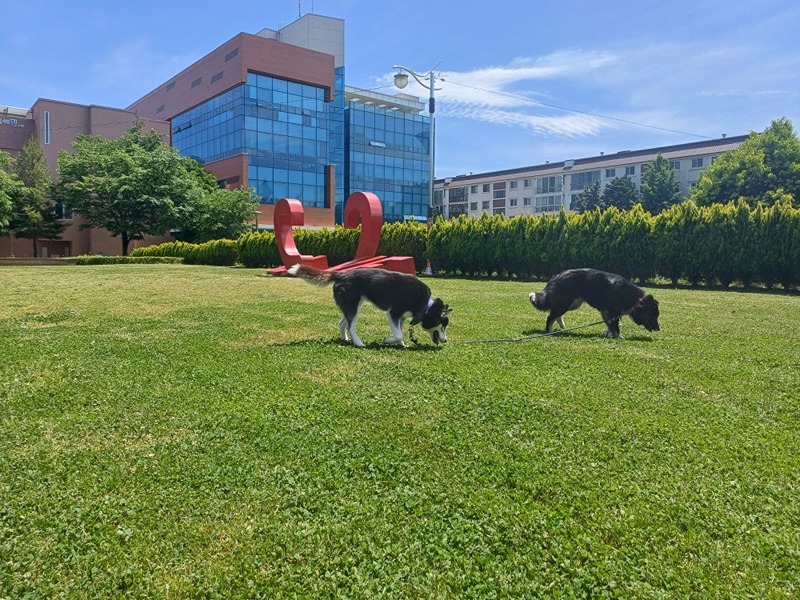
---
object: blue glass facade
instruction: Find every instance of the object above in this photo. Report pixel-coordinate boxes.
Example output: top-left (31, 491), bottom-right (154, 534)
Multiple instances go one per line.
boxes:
top-left (170, 68), bottom-right (427, 224)
top-left (329, 67), bottom-right (346, 221)
top-left (172, 72), bottom-right (334, 211)
top-left (345, 102), bottom-right (430, 222)
top-left (172, 86), bottom-right (245, 165)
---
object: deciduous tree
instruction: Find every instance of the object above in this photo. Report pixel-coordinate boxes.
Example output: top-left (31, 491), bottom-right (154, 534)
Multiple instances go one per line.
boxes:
top-left (691, 118), bottom-right (800, 208)
top-left (178, 186), bottom-right (259, 243)
top-left (56, 122), bottom-right (198, 255)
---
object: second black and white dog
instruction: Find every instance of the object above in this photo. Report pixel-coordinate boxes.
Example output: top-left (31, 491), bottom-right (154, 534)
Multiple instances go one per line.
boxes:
top-left (528, 268), bottom-right (660, 338)
top-left (286, 264), bottom-right (451, 348)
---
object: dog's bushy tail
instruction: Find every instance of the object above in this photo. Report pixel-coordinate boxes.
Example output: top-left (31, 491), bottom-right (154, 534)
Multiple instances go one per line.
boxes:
top-left (528, 290), bottom-right (550, 311)
top-left (286, 264), bottom-right (333, 286)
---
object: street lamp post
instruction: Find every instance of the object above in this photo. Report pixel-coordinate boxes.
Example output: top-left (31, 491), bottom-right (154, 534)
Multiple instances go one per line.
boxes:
top-left (393, 65), bottom-right (441, 221)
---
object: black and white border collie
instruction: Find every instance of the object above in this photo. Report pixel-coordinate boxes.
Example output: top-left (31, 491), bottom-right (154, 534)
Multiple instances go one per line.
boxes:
top-left (286, 264), bottom-right (451, 348)
top-left (528, 268), bottom-right (660, 338)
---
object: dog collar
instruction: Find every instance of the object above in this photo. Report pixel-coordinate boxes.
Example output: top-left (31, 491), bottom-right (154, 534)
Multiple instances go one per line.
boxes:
top-left (627, 296), bottom-right (645, 314)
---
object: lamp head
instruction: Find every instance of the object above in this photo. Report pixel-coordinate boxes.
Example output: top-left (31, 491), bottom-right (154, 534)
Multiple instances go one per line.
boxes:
top-left (393, 72), bottom-right (409, 89)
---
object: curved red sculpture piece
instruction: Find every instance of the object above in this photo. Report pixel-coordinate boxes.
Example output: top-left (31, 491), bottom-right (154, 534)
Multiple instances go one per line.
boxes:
top-left (271, 198), bottom-right (328, 273)
top-left (343, 191), bottom-right (382, 260)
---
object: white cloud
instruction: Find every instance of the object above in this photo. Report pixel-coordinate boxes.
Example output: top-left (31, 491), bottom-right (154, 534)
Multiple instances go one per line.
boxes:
top-left (380, 50), bottom-right (617, 137)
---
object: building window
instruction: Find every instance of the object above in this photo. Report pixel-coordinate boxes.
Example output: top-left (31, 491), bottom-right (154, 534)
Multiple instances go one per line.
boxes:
top-left (482, 183), bottom-right (490, 193)
top-left (524, 178), bottom-right (532, 188)
top-left (225, 48), bottom-right (239, 62)
top-left (669, 160), bottom-right (681, 170)
top-left (569, 171), bottom-right (600, 191)
top-left (605, 168), bottom-right (616, 178)
top-left (166, 81), bottom-right (176, 92)
top-left (211, 71), bottom-right (224, 84)
top-left (470, 185), bottom-right (478, 193)
top-left (156, 105), bottom-right (165, 114)
top-left (493, 190), bottom-right (506, 199)
top-left (523, 197), bottom-right (532, 206)
top-left (535, 194), bottom-right (562, 213)
top-left (44, 111), bottom-right (50, 145)
top-left (641, 164), bottom-right (649, 174)
top-left (482, 200), bottom-right (490, 210)
top-left (470, 202), bottom-right (478, 211)
top-left (54, 202), bottom-right (73, 220)
top-left (692, 157), bottom-right (704, 168)
top-left (494, 208), bottom-right (505, 216)
top-left (448, 186), bottom-right (468, 202)
top-left (536, 175), bottom-right (562, 194)
top-left (625, 166), bottom-right (635, 176)
top-left (191, 77), bottom-right (202, 88)
top-left (509, 180), bottom-right (518, 189)
top-left (510, 198), bottom-right (518, 207)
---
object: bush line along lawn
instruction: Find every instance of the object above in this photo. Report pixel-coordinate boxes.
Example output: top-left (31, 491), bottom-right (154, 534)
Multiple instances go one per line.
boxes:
top-left (1, 265), bottom-right (798, 598)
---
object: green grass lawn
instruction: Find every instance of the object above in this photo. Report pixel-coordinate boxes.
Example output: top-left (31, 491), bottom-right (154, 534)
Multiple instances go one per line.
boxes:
top-left (1, 264), bottom-right (798, 598)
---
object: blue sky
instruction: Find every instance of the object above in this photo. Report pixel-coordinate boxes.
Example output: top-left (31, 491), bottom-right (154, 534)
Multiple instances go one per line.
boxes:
top-left (3, 0), bottom-right (799, 178)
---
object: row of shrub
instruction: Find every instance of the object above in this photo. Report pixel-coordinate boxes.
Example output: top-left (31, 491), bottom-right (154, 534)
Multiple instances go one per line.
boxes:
top-left (75, 255), bottom-right (184, 266)
top-left (430, 200), bottom-right (800, 288)
top-left (132, 200), bottom-right (800, 289)
top-left (131, 239), bottom-right (239, 266)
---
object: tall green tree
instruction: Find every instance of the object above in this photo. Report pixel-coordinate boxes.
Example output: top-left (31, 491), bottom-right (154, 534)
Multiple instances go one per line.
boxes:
top-left (691, 118), bottom-right (800, 208)
top-left (640, 153), bottom-right (681, 214)
top-left (572, 180), bottom-right (602, 213)
top-left (601, 176), bottom-right (639, 211)
top-left (10, 137), bottom-right (65, 257)
top-left (56, 122), bottom-right (201, 255)
top-left (0, 151), bottom-right (21, 234)
top-left (179, 186), bottom-right (259, 243)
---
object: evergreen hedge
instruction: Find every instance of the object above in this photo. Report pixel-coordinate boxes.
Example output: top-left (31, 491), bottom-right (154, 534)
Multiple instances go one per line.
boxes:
top-left (132, 200), bottom-right (800, 289)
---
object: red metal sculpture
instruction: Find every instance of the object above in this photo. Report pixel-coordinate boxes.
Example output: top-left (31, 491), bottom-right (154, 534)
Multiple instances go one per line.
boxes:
top-left (269, 193), bottom-right (416, 276)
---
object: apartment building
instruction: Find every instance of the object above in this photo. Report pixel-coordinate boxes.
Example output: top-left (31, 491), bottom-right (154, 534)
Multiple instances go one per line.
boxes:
top-left (436, 135), bottom-right (748, 219)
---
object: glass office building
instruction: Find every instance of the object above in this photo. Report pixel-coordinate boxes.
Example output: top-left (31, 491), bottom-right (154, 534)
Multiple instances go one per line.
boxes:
top-left (345, 88), bottom-right (430, 222)
top-left (129, 15), bottom-right (430, 228)
top-left (172, 72), bottom-right (341, 211)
